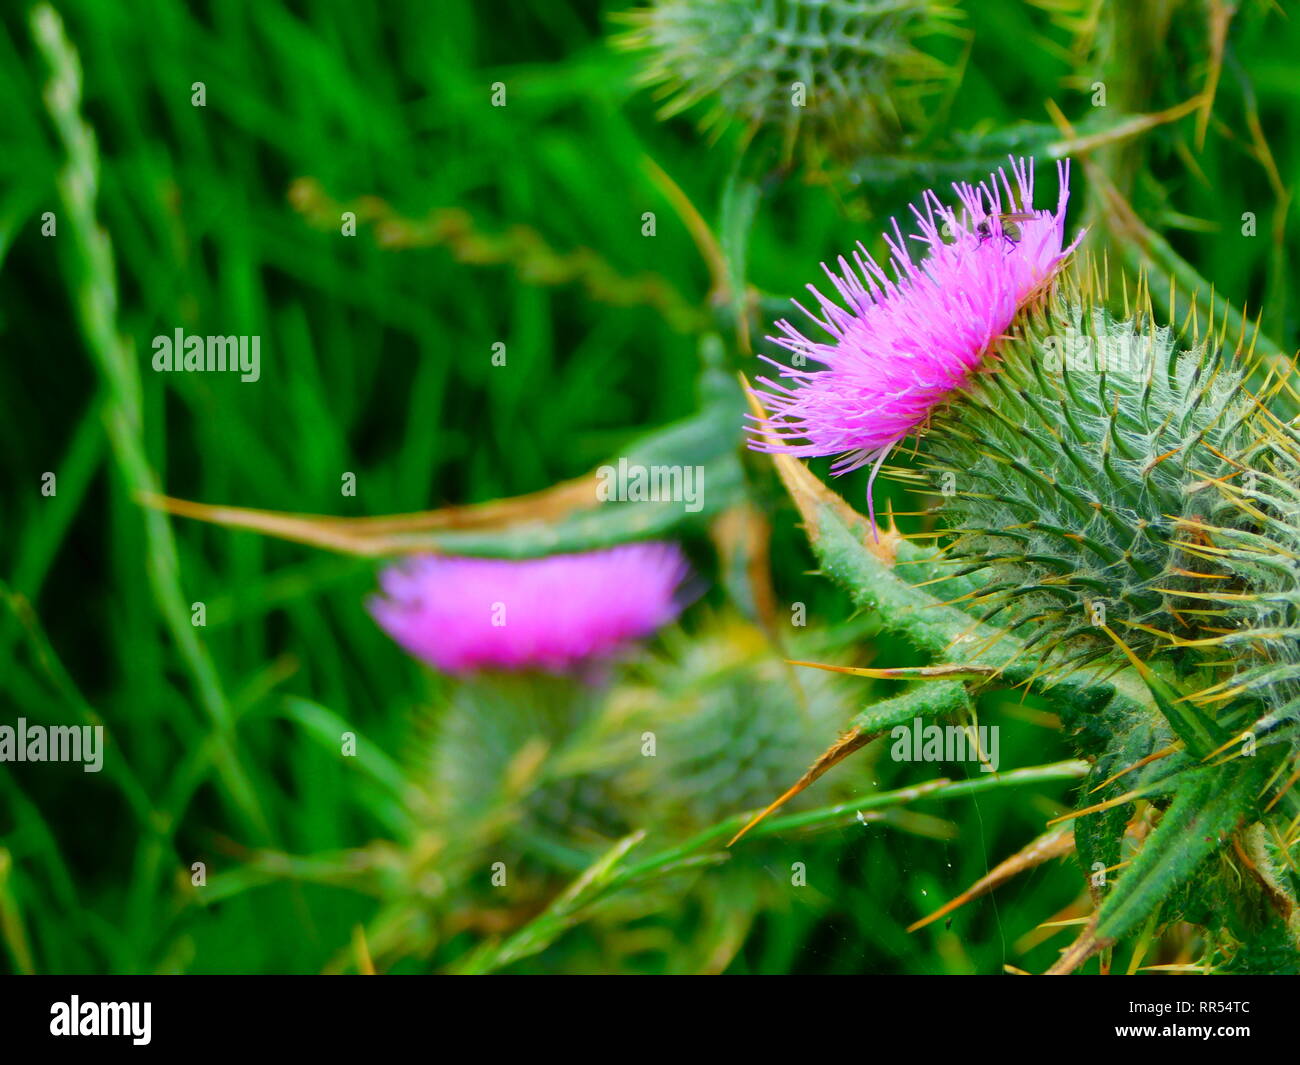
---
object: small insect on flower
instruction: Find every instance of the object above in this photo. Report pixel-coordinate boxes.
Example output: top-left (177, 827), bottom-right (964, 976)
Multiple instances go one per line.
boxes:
top-left (367, 543), bottom-right (692, 677)
top-left (975, 210), bottom-right (1039, 250)
top-left (748, 156), bottom-right (1081, 532)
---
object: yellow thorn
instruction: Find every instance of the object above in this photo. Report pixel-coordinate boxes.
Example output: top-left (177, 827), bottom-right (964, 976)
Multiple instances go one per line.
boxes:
top-left (1047, 787), bottom-right (1146, 826)
top-left (1089, 744), bottom-right (1181, 793)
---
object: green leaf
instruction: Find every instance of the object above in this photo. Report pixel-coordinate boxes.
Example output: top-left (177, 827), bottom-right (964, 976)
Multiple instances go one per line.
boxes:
top-left (1119, 655), bottom-right (1226, 760)
top-left (1094, 759), bottom-right (1263, 944)
top-left (851, 680), bottom-right (970, 734)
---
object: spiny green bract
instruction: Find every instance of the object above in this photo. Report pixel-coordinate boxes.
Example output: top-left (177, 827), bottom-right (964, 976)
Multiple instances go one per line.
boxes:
top-left (901, 268), bottom-right (1300, 970)
top-left (614, 0), bottom-right (959, 161)
top-left (910, 277), bottom-right (1264, 678)
top-left (360, 615), bottom-right (870, 969)
top-left (403, 613), bottom-right (867, 877)
top-left (404, 673), bottom-right (630, 882)
top-left (1187, 410), bottom-right (1300, 728)
top-left (615, 613), bottom-right (868, 826)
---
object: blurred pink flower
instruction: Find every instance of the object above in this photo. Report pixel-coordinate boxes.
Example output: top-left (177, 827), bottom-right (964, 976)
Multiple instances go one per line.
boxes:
top-left (368, 543), bottom-right (691, 676)
top-left (749, 156), bottom-right (1080, 525)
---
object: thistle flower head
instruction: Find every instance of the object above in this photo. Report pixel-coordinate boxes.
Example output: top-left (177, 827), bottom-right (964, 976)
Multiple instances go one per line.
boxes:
top-left (368, 543), bottom-right (691, 676)
top-left (749, 156), bottom-right (1079, 523)
top-left (615, 0), bottom-right (960, 161)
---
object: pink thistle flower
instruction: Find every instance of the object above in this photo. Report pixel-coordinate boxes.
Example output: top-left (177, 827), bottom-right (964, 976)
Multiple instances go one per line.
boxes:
top-left (368, 543), bottom-right (692, 676)
top-left (749, 156), bottom-right (1081, 527)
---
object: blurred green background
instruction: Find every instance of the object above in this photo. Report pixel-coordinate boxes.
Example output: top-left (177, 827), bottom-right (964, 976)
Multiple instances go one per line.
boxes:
top-left (1, 0), bottom-right (1297, 974)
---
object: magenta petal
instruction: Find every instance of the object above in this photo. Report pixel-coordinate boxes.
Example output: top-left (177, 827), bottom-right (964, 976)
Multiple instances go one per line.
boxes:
top-left (367, 543), bottom-right (692, 676)
top-left (749, 156), bottom-right (1079, 485)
